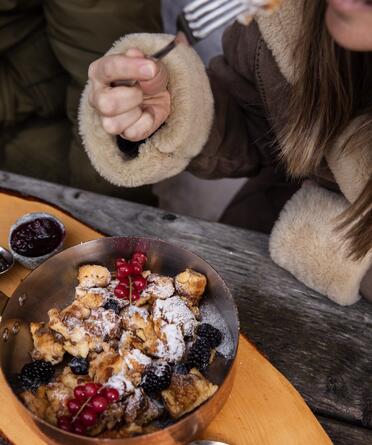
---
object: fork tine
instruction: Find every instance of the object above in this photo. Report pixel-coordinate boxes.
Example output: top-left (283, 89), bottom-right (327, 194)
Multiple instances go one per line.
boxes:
top-left (186, 1), bottom-right (244, 28)
top-left (191, 4), bottom-right (247, 38)
top-left (184, 0), bottom-right (240, 21)
top-left (183, 0), bottom-right (219, 14)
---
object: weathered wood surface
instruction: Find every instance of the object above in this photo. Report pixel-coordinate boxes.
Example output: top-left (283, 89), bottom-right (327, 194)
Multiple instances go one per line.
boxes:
top-left (1, 171), bottom-right (371, 444)
top-left (319, 417), bottom-right (372, 445)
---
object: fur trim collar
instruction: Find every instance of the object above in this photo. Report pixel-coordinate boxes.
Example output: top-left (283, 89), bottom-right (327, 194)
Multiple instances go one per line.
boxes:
top-left (256, 0), bottom-right (371, 203)
top-left (256, 0), bottom-right (302, 85)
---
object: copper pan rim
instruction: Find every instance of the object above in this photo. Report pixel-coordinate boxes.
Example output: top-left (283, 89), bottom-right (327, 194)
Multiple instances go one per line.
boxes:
top-left (1, 236), bottom-right (240, 444)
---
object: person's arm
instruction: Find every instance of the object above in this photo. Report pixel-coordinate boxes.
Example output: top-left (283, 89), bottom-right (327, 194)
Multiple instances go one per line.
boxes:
top-left (189, 22), bottom-right (273, 179)
top-left (79, 23), bottom-right (269, 187)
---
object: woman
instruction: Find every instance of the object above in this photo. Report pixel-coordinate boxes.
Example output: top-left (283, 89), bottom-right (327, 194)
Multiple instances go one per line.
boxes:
top-left (80, 0), bottom-right (372, 305)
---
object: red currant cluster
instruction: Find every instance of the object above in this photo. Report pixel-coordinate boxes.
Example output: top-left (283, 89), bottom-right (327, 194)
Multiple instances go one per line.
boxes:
top-left (114, 251), bottom-right (148, 304)
top-left (57, 383), bottom-right (119, 435)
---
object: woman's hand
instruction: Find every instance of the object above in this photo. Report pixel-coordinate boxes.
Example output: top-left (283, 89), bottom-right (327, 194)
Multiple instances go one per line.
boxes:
top-left (88, 48), bottom-right (170, 141)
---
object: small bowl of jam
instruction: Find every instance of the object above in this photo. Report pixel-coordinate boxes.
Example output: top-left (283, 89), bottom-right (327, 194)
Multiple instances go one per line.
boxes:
top-left (0, 246), bottom-right (15, 275)
top-left (9, 213), bottom-right (65, 269)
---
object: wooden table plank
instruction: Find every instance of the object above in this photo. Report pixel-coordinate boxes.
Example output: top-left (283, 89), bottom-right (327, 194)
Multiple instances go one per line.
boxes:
top-left (319, 417), bottom-right (372, 445)
top-left (1, 171), bottom-right (371, 442)
top-left (0, 192), bottom-right (332, 445)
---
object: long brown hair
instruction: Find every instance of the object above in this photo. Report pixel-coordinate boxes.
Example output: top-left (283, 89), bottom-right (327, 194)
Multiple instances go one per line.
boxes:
top-left (280, 0), bottom-right (372, 260)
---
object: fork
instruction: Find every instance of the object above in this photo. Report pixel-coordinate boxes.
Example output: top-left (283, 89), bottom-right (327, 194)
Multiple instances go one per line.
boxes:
top-left (178, 0), bottom-right (248, 43)
top-left (113, 0), bottom-right (276, 87)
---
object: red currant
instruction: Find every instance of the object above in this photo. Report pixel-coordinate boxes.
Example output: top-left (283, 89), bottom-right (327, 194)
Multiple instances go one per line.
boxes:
top-left (72, 421), bottom-right (86, 435)
top-left (114, 284), bottom-right (129, 299)
top-left (119, 276), bottom-right (129, 287)
top-left (104, 387), bottom-right (120, 403)
top-left (132, 252), bottom-right (147, 266)
top-left (67, 399), bottom-right (80, 415)
top-left (74, 385), bottom-right (87, 402)
top-left (115, 258), bottom-right (127, 269)
top-left (84, 382), bottom-right (98, 398)
top-left (117, 263), bottom-right (133, 279)
top-left (132, 275), bottom-right (147, 292)
top-left (79, 408), bottom-right (97, 427)
top-left (131, 290), bottom-right (140, 301)
top-left (91, 395), bottom-right (108, 413)
top-left (130, 261), bottom-right (143, 275)
top-left (57, 416), bottom-right (72, 432)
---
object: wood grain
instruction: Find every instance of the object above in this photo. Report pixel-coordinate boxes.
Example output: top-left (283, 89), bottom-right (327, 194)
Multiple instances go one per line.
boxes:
top-left (0, 190), bottom-right (332, 445)
top-left (1, 171), bottom-right (371, 436)
top-left (319, 417), bottom-right (372, 445)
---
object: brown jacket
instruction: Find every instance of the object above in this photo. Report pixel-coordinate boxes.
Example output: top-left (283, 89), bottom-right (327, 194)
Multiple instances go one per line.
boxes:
top-left (79, 0), bottom-right (371, 305)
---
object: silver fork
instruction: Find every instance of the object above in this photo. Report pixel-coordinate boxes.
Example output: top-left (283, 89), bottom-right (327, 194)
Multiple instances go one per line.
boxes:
top-left (179, 0), bottom-right (248, 42)
top-left (113, 0), bottom-right (275, 87)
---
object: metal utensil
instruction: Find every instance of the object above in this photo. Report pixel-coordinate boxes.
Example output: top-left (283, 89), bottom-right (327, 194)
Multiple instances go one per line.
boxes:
top-left (111, 39), bottom-right (177, 88)
top-left (0, 246), bottom-right (14, 276)
top-left (188, 441), bottom-right (230, 445)
top-left (112, 0), bottom-right (277, 88)
top-left (178, 0), bottom-right (248, 43)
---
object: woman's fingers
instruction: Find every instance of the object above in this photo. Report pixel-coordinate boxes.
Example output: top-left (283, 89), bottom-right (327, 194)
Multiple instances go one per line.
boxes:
top-left (88, 54), bottom-right (156, 85)
top-left (139, 60), bottom-right (169, 97)
top-left (123, 111), bottom-right (155, 141)
top-left (88, 48), bottom-right (171, 139)
top-left (101, 107), bottom-right (142, 135)
top-left (90, 85), bottom-right (143, 117)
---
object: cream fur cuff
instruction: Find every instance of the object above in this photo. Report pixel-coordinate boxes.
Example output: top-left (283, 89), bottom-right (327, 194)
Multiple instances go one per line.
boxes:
top-left (79, 34), bottom-right (214, 187)
top-left (269, 181), bottom-right (372, 306)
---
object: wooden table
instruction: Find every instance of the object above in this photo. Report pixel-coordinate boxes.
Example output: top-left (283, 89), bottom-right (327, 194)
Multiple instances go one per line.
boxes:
top-left (0, 171), bottom-right (371, 445)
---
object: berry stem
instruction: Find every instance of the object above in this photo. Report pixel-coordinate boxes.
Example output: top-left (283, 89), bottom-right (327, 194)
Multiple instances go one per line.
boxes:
top-left (72, 386), bottom-right (103, 423)
top-left (128, 275), bottom-right (133, 305)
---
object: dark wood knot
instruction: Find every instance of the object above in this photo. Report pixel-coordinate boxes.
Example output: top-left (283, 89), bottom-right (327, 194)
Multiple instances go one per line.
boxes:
top-left (162, 213), bottom-right (177, 221)
top-left (326, 376), bottom-right (346, 398)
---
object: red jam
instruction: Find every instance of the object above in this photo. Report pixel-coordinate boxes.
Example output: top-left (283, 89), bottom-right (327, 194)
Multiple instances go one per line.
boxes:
top-left (10, 218), bottom-right (64, 258)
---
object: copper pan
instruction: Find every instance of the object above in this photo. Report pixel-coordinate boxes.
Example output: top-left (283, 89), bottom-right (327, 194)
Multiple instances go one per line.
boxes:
top-left (0, 237), bottom-right (239, 445)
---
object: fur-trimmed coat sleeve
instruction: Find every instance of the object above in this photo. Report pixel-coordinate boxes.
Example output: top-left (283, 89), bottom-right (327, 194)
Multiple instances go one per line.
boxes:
top-left (78, 24), bottom-right (272, 187)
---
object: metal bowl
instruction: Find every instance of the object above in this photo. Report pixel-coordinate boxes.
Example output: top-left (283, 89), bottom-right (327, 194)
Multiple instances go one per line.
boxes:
top-left (0, 237), bottom-right (239, 445)
top-left (8, 212), bottom-right (66, 270)
top-left (0, 246), bottom-right (15, 275)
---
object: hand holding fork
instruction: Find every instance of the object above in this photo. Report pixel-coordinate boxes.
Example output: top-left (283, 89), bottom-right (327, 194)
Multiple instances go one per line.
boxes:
top-left (88, 0), bottom-right (279, 141)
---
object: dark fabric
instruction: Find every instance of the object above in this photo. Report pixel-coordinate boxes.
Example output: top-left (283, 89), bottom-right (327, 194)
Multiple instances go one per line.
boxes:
top-left (0, 0), bottom-right (162, 205)
top-left (189, 21), bottom-right (335, 231)
top-left (188, 21), bottom-right (293, 230)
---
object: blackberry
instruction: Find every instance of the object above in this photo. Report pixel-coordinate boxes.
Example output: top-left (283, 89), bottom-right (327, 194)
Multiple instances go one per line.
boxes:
top-left (197, 323), bottom-right (223, 349)
top-left (103, 299), bottom-right (121, 315)
top-left (19, 360), bottom-right (55, 390)
top-left (173, 363), bottom-right (189, 375)
top-left (186, 338), bottom-right (211, 371)
top-left (69, 357), bottom-right (89, 375)
top-left (141, 362), bottom-right (172, 394)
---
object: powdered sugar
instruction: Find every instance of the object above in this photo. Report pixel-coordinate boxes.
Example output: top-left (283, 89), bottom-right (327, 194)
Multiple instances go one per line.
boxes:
top-left (85, 308), bottom-right (120, 338)
top-left (106, 370), bottom-right (135, 396)
top-left (152, 296), bottom-right (197, 337)
top-left (119, 331), bottom-right (133, 354)
top-left (125, 349), bottom-right (152, 370)
top-left (200, 302), bottom-right (234, 358)
top-left (141, 274), bottom-right (174, 300)
top-left (125, 305), bottom-right (149, 321)
top-left (155, 324), bottom-right (185, 363)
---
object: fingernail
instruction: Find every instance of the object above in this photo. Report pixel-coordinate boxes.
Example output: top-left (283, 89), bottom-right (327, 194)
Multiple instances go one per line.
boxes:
top-left (139, 63), bottom-right (155, 79)
top-left (125, 128), bottom-right (137, 139)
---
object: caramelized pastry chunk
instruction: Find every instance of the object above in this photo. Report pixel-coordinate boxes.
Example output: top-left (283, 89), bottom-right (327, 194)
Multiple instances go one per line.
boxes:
top-left (78, 265), bottom-right (111, 288)
top-left (161, 369), bottom-right (217, 418)
top-left (30, 322), bottom-right (65, 365)
top-left (175, 269), bottom-right (207, 305)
